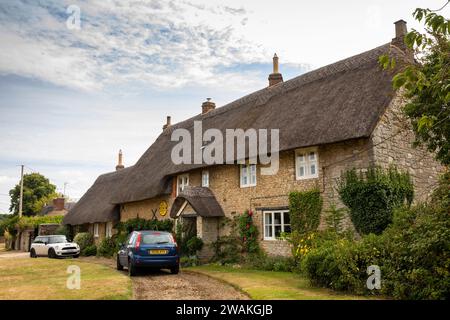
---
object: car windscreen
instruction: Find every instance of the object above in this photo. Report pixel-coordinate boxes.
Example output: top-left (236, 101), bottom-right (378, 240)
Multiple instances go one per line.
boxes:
top-left (48, 236), bottom-right (67, 244)
top-left (33, 237), bottom-right (47, 243)
top-left (141, 233), bottom-right (174, 245)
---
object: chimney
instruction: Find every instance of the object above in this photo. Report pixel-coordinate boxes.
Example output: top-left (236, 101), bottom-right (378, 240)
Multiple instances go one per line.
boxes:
top-left (115, 149), bottom-right (125, 171)
top-left (268, 53), bottom-right (283, 87)
top-left (394, 19), bottom-right (407, 38)
top-left (202, 98), bottom-right (216, 114)
top-left (52, 197), bottom-right (65, 211)
top-left (163, 116), bottom-right (171, 130)
top-left (391, 20), bottom-right (408, 51)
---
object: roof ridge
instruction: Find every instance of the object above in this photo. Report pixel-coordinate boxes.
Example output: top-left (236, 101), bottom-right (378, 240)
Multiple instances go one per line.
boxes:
top-left (165, 42), bottom-right (391, 129)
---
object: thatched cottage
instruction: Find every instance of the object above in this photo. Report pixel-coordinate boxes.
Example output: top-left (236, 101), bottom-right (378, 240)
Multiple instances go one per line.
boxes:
top-left (63, 21), bottom-right (443, 257)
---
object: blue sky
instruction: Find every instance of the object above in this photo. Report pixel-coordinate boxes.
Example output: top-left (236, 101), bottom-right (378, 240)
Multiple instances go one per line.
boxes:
top-left (0, 0), bottom-right (448, 213)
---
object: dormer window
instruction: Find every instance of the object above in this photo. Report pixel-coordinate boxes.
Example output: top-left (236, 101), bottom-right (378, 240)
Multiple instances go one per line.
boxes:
top-left (202, 170), bottom-right (209, 187)
top-left (177, 174), bottom-right (189, 195)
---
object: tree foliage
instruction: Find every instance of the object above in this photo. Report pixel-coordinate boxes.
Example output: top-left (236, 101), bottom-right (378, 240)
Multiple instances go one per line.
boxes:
top-left (379, 6), bottom-right (450, 165)
top-left (8, 173), bottom-right (57, 216)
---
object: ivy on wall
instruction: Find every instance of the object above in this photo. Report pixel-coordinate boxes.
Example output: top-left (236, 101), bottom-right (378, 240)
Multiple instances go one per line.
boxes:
top-left (337, 166), bottom-right (414, 235)
top-left (288, 189), bottom-right (323, 235)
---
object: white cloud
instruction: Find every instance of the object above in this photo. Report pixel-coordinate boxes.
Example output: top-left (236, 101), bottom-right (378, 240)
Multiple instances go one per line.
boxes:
top-left (0, 0), bottom-right (270, 92)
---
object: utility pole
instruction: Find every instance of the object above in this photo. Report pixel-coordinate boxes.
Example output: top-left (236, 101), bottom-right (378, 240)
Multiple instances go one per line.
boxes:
top-left (63, 182), bottom-right (68, 197)
top-left (18, 164), bottom-right (24, 217)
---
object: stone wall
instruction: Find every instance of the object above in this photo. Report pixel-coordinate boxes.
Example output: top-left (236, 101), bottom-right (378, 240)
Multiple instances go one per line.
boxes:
top-left (371, 92), bottom-right (445, 202)
top-left (120, 195), bottom-right (172, 222)
top-left (130, 142), bottom-right (374, 257)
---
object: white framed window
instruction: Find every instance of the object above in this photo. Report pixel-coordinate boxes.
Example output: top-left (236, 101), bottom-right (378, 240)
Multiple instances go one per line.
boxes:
top-left (93, 223), bottom-right (99, 238)
top-left (201, 170), bottom-right (209, 187)
top-left (106, 222), bottom-right (113, 238)
top-left (263, 210), bottom-right (291, 240)
top-left (240, 164), bottom-right (257, 188)
top-left (177, 173), bottom-right (189, 195)
top-left (295, 148), bottom-right (319, 180)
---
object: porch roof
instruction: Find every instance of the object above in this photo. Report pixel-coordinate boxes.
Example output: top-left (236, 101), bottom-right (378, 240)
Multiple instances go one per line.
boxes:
top-left (170, 186), bottom-right (225, 218)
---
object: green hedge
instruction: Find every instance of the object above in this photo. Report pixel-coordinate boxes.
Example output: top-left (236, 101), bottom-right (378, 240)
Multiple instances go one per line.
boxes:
top-left (288, 189), bottom-right (323, 235)
top-left (302, 174), bottom-right (449, 299)
top-left (338, 167), bottom-right (413, 235)
top-left (116, 218), bottom-right (174, 234)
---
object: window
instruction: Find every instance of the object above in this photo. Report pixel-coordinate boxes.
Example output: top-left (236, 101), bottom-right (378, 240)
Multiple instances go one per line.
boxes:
top-left (240, 164), bottom-right (257, 188)
top-left (296, 148), bottom-right (319, 180)
top-left (177, 174), bottom-right (189, 195)
top-left (93, 223), bottom-right (99, 238)
top-left (49, 236), bottom-right (67, 244)
top-left (106, 222), bottom-right (113, 238)
top-left (263, 210), bottom-right (291, 240)
top-left (201, 170), bottom-right (209, 187)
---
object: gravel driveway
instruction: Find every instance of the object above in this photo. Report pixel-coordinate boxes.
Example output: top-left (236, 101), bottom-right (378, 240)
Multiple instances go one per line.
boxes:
top-left (81, 257), bottom-right (249, 300)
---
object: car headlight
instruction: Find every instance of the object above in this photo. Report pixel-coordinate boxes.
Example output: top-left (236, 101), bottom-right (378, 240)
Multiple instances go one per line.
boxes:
top-left (55, 246), bottom-right (60, 250)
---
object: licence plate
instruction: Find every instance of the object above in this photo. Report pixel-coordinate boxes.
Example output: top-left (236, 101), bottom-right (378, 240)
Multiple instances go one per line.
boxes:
top-left (149, 249), bottom-right (168, 255)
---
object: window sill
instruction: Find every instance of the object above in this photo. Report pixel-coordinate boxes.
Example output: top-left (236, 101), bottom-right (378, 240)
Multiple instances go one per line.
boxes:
top-left (295, 175), bottom-right (319, 181)
top-left (240, 184), bottom-right (256, 188)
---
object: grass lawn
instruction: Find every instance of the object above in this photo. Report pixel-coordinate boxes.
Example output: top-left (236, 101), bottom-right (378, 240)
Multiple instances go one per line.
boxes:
top-left (186, 265), bottom-right (368, 300)
top-left (0, 256), bottom-right (132, 300)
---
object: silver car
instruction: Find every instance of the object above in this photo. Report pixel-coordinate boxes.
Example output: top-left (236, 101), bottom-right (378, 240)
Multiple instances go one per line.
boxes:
top-left (30, 235), bottom-right (80, 258)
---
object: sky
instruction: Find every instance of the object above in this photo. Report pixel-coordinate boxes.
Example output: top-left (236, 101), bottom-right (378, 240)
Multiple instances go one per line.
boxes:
top-left (0, 0), bottom-right (448, 214)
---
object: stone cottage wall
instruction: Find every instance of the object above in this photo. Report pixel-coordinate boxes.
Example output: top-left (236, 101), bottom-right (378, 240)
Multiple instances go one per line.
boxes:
top-left (371, 92), bottom-right (445, 202)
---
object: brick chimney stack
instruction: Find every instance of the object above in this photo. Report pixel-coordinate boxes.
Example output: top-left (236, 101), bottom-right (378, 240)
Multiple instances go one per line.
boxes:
top-left (163, 116), bottom-right (171, 130)
top-left (268, 53), bottom-right (283, 87)
top-left (115, 149), bottom-right (125, 171)
top-left (391, 20), bottom-right (408, 51)
top-left (53, 197), bottom-right (65, 211)
top-left (202, 98), bottom-right (216, 114)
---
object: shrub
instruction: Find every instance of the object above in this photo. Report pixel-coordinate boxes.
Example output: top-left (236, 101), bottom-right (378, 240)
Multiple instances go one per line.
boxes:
top-left (245, 253), bottom-right (296, 272)
top-left (180, 256), bottom-right (199, 267)
top-left (73, 232), bottom-right (94, 252)
top-left (0, 215), bottom-right (19, 237)
top-left (324, 204), bottom-right (347, 234)
top-left (211, 235), bottom-right (242, 265)
top-left (338, 167), bottom-right (414, 235)
top-left (289, 189), bottom-right (323, 235)
top-left (186, 237), bottom-right (203, 255)
top-left (82, 244), bottom-right (97, 256)
top-left (238, 210), bottom-right (260, 254)
top-left (97, 237), bottom-right (116, 257)
top-left (54, 225), bottom-right (73, 240)
top-left (116, 218), bottom-right (173, 234)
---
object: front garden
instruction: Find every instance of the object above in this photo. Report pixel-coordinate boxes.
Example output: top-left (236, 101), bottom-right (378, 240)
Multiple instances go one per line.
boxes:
top-left (197, 167), bottom-right (449, 300)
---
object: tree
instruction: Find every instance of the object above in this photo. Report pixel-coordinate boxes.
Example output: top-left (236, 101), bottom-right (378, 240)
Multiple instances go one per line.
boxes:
top-left (9, 173), bottom-right (57, 216)
top-left (379, 3), bottom-right (450, 165)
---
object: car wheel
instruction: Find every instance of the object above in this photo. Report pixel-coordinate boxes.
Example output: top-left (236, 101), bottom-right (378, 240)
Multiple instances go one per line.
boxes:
top-left (48, 248), bottom-right (56, 259)
top-left (30, 249), bottom-right (37, 258)
top-left (128, 259), bottom-right (137, 276)
top-left (73, 254), bottom-right (79, 258)
top-left (117, 256), bottom-right (124, 271)
top-left (170, 265), bottom-right (180, 275)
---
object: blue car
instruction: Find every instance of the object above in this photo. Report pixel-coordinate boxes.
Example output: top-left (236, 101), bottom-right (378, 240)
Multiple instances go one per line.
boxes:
top-left (117, 230), bottom-right (180, 276)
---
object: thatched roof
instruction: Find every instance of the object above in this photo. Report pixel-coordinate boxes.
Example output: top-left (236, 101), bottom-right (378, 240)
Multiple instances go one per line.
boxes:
top-left (114, 42), bottom-right (405, 204)
top-left (170, 186), bottom-right (225, 218)
top-left (63, 167), bottom-right (133, 225)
